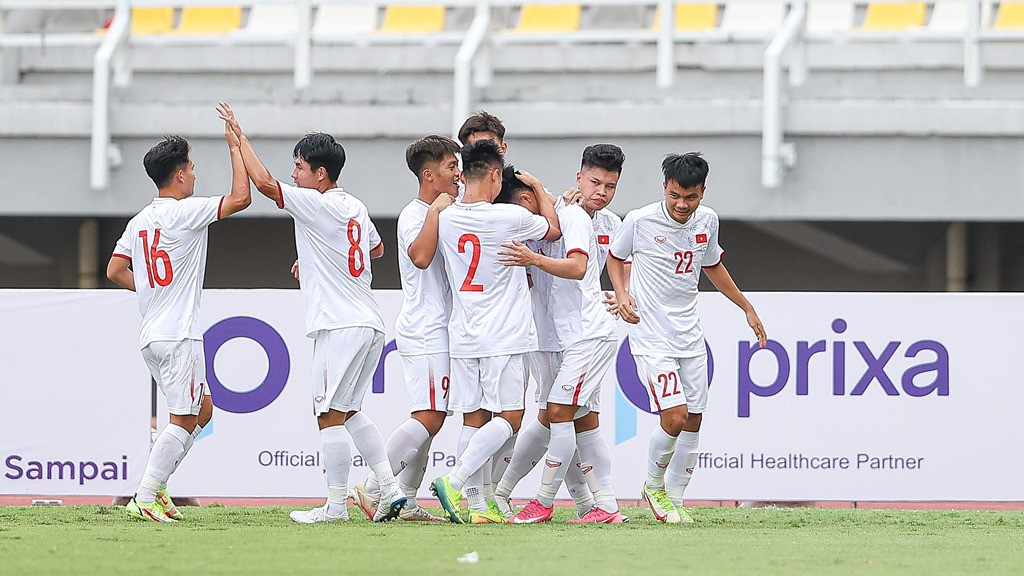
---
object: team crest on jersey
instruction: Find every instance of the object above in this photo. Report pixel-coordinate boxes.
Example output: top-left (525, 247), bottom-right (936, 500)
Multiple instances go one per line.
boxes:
top-left (598, 234), bottom-right (610, 245)
top-left (654, 235), bottom-right (667, 244)
top-left (695, 233), bottom-right (708, 244)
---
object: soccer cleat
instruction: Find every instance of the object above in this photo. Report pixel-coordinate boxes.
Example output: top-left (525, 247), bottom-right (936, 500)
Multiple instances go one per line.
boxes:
top-left (677, 506), bottom-right (695, 524)
top-left (642, 483), bottom-right (681, 524)
top-left (155, 488), bottom-right (183, 521)
top-left (399, 504), bottom-right (447, 522)
top-left (429, 475), bottom-right (464, 524)
top-left (373, 486), bottom-right (407, 522)
top-left (126, 497), bottom-right (178, 523)
top-left (508, 499), bottom-right (554, 524)
top-left (568, 506), bottom-right (626, 524)
top-left (493, 496), bottom-right (514, 518)
top-left (289, 505), bottom-right (348, 524)
top-left (469, 506), bottom-right (507, 524)
top-left (350, 479), bottom-right (380, 521)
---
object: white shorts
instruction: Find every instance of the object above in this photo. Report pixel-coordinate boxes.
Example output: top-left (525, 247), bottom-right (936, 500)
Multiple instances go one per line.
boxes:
top-left (400, 352), bottom-right (452, 414)
top-left (311, 327), bottom-right (385, 416)
top-left (634, 354), bottom-right (708, 414)
top-left (143, 338), bottom-right (206, 416)
top-left (528, 350), bottom-right (562, 405)
top-left (544, 339), bottom-right (617, 416)
top-left (450, 354), bottom-right (528, 413)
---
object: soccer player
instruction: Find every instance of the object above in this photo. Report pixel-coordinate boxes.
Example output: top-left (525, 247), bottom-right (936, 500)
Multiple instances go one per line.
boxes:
top-left (350, 135), bottom-right (461, 523)
top-left (218, 102), bottom-right (407, 524)
top-left (430, 140), bottom-right (560, 524)
top-left (494, 154), bottom-right (625, 525)
top-left (607, 152), bottom-right (767, 524)
top-left (107, 122), bottom-right (252, 522)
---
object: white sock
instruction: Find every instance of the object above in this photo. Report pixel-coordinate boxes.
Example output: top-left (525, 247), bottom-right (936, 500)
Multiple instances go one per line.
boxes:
top-left (321, 425), bottom-right (352, 516)
top-left (564, 450), bottom-right (595, 515)
top-left (490, 433), bottom-right (517, 492)
top-left (366, 418), bottom-right (430, 493)
top-left (577, 428), bottom-right (617, 513)
top-left (457, 425), bottom-right (477, 458)
top-left (495, 418), bottom-right (549, 498)
top-left (450, 418), bottom-right (513, 491)
top-left (666, 430), bottom-right (700, 507)
top-left (345, 412), bottom-right (397, 492)
top-left (398, 435), bottom-right (434, 508)
top-left (138, 424), bottom-right (191, 502)
top-left (647, 424), bottom-right (677, 490)
top-left (463, 465), bottom-right (487, 512)
top-left (482, 456), bottom-right (494, 501)
top-left (536, 422), bottom-right (575, 507)
top-left (167, 423), bottom-right (201, 478)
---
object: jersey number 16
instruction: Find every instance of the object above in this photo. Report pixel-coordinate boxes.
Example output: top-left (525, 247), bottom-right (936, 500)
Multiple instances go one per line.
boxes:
top-left (139, 229), bottom-right (173, 288)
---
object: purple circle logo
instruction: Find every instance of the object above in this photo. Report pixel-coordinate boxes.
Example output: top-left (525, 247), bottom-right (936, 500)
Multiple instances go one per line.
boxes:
top-left (204, 316), bottom-right (290, 414)
top-left (615, 339), bottom-right (714, 413)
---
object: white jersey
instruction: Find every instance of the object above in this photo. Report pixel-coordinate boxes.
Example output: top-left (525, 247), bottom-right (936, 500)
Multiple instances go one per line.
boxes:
top-left (113, 196), bottom-right (223, 348)
top-left (609, 202), bottom-right (724, 357)
top-left (277, 181), bottom-right (384, 337)
top-left (592, 207), bottom-right (622, 271)
top-left (395, 198), bottom-right (451, 355)
top-left (530, 203), bottom-right (616, 351)
top-left (439, 201), bottom-right (550, 358)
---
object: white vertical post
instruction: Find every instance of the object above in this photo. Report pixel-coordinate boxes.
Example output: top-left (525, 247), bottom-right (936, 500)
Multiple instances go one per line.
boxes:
top-left (294, 0), bottom-right (312, 94)
top-left (453, 1), bottom-right (491, 138)
top-left (90, 0), bottom-right (129, 191)
top-left (655, 0), bottom-right (674, 88)
top-left (964, 0), bottom-right (982, 86)
top-left (761, 1), bottom-right (805, 189)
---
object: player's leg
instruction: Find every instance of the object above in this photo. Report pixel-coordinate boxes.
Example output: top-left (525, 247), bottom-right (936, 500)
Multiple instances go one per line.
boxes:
top-left (570, 414), bottom-right (624, 524)
top-left (664, 355), bottom-right (708, 524)
top-left (509, 401), bottom-right (575, 524)
top-left (636, 355), bottom-right (690, 524)
top-left (431, 358), bottom-right (485, 523)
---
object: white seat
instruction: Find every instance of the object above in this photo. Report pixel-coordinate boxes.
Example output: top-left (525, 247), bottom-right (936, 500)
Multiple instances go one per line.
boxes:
top-left (806, 1), bottom-right (855, 33)
top-left (721, 1), bottom-right (787, 34)
top-left (237, 3), bottom-right (298, 36)
top-left (312, 4), bottom-right (378, 37)
top-left (928, 0), bottom-right (967, 31)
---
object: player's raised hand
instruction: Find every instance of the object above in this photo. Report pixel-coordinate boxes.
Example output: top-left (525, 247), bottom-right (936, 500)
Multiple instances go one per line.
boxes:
top-left (430, 191), bottom-right (455, 212)
top-left (216, 101), bottom-right (243, 138)
top-left (498, 241), bottom-right (538, 268)
top-left (291, 259), bottom-right (300, 281)
top-left (515, 169), bottom-right (542, 191)
top-left (747, 310), bottom-right (767, 348)
top-left (223, 118), bottom-right (240, 148)
top-left (616, 292), bottom-right (639, 324)
top-left (563, 187), bottom-right (583, 206)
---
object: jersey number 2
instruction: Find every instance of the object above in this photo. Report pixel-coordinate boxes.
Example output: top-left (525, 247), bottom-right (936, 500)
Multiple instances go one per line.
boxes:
top-left (458, 233), bottom-right (484, 292)
top-left (347, 220), bottom-right (365, 277)
top-left (139, 229), bottom-right (173, 288)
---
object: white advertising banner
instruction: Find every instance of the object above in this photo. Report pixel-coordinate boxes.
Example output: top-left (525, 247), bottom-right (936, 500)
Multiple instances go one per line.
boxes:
top-left (5, 290), bottom-right (1023, 501)
top-left (0, 290), bottom-right (152, 496)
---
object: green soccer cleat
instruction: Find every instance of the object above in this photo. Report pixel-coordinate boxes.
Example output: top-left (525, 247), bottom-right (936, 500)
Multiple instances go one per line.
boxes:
top-left (429, 475), bottom-right (464, 524)
top-left (677, 506), bottom-right (695, 524)
top-left (642, 483), bottom-right (681, 524)
top-left (470, 505), bottom-right (507, 524)
top-left (155, 488), bottom-right (183, 521)
top-left (126, 496), bottom-right (178, 523)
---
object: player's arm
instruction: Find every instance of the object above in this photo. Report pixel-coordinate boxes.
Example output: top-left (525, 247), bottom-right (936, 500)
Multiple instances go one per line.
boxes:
top-left (703, 262), bottom-right (767, 347)
top-left (217, 101), bottom-right (281, 205)
top-left (603, 261), bottom-right (631, 315)
top-left (517, 169), bottom-right (560, 241)
top-left (498, 242), bottom-right (587, 280)
top-left (106, 256), bottom-right (135, 292)
top-left (408, 193), bottom-right (453, 269)
top-left (218, 117), bottom-right (253, 218)
top-left (606, 255), bottom-right (638, 324)
top-left (370, 242), bottom-right (384, 259)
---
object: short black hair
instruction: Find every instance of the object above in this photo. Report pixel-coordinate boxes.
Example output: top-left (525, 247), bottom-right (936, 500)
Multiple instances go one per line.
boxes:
top-left (662, 152), bottom-right (709, 188)
top-left (494, 165), bottom-right (531, 205)
top-left (294, 132), bottom-right (346, 182)
top-left (143, 135), bottom-right (190, 188)
top-left (457, 111), bottom-right (506, 146)
top-left (405, 135), bottom-right (460, 182)
top-left (460, 139), bottom-right (504, 181)
top-left (581, 144), bottom-right (625, 174)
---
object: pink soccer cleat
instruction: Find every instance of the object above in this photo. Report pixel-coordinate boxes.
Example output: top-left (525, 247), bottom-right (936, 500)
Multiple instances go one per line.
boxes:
top-left (508, 499), bottom-right (554, 524)
top-left (568, 507), bottom-right (625, 524)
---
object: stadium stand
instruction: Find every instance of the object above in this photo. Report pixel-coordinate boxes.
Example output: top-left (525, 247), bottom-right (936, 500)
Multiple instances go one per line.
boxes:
top-left (379, 4), bottom-right (447, 33)
top-left (173, 5), bottom-right (243, 35)
top-left (510, 3), bottom-right (582, 32)
top-left (993, 0), bottom-right (1024, 28)
top-left (860, 1), bottom-right (927, 30)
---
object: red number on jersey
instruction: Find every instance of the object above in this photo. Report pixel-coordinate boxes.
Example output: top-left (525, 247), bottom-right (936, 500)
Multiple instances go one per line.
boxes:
top-left (347, 219), bottom-right (365, 277)
top-left (138, 229), bottom-right (173, 288)
top-left (658, 372), bottom-right (681, 398)
top-left (458, 233), bottom-right (485, 292)
top-left (440, 376), bottom-right (450, 400)
top-left (674, 251), bottom-right (694, 275)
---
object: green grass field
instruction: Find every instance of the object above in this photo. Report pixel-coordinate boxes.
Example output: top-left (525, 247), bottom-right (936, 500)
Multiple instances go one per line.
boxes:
top-left (2, 505), bottom-right (1023, 575)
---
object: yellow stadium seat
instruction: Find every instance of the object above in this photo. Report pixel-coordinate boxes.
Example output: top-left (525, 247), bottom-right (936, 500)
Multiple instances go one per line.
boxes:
top-left (861, 2), bottom-right (927, 30)
top-left (378, 5), bottom-right (446, 33)
top-left (652, 3), bottom-right (718, 32)
top-left (993, 1), bottom-right (1024, 29)
top-left (174, 6), bottom-right (243, 35)
top-left (131, 7), bottom-right (175, 36)
top-left (513, 4), bottom-right (582, 32)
